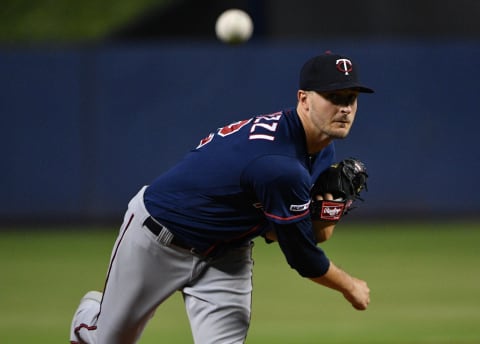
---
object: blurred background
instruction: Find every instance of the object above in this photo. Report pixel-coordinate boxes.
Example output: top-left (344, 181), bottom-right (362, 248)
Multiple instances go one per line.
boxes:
top-left (2, 2), bottom-right (480, 343)
top-left (1, 0), bottom-right (480, 225)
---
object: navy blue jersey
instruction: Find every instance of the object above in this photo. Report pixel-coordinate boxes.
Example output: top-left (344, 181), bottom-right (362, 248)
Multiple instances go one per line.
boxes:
top-left (144, 108), bottom-right (335, 276)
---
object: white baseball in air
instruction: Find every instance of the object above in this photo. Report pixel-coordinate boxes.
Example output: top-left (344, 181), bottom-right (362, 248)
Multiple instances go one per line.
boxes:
top-left (215, 9), bottom-right (254, 44)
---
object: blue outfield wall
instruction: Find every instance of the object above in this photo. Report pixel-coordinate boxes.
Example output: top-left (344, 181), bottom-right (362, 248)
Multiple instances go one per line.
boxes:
top-left (1, 39), bottom-right (479, 223)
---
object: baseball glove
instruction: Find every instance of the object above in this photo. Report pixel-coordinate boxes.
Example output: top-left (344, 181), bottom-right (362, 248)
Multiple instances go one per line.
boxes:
top-left (310, 158), bottom-right (368, 221)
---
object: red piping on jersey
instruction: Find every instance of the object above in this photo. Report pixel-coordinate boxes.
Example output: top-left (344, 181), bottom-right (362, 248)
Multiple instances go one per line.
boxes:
top-left (263, 209), bottom-right (309, 221)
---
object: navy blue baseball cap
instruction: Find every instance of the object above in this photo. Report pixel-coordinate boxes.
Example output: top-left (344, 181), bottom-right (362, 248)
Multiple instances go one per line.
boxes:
top-left (299, 52), bottom-right (374, 93)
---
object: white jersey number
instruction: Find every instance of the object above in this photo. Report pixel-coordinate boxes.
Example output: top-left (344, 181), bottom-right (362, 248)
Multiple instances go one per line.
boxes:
top-left (196, 112), bottom-right (282, 149)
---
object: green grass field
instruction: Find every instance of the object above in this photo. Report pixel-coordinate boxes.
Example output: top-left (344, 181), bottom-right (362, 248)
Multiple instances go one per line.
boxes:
top-left (1, 221), bottom-right (479, 343)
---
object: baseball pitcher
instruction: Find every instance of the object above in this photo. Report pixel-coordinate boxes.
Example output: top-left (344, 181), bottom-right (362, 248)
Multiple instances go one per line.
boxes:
top-left (70, 52), bottom-right (373, 344)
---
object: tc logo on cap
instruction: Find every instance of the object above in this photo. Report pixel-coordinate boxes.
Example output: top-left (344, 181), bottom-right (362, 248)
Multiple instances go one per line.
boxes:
top-left (336, 58), bottom-right (353, 76)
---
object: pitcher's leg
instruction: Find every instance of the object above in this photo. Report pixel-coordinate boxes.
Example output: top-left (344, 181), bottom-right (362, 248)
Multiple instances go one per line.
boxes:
top-left (183, 243), bottom-right (254, 344)
top-left (70, 291), bottom-right (102, 343)
top-left (96, 215), bottom-right (196, 343)
top-left (70, 186), bottom-right (197, 344)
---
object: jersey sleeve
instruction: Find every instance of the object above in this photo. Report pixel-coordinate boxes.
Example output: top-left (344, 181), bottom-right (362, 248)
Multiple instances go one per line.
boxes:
top-left (241, 155), bottom-right (311, 224)
top-left (273, 218), bottom-right (331, 277)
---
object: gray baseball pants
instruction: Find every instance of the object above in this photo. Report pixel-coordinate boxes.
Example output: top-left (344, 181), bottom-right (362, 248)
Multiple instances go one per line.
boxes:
top-left (70, 186), bottom-right (254, 343)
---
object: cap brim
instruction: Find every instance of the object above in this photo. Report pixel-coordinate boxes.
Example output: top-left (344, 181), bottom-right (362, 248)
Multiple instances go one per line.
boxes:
top-left (310, 82), bottom-right (374, 93)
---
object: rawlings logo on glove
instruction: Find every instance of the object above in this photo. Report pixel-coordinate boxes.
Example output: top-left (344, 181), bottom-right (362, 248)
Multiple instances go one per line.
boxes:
top-left (310, 158), bottom-right (368, 221)
top-left (320, 201), bottom-right (346, 221)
